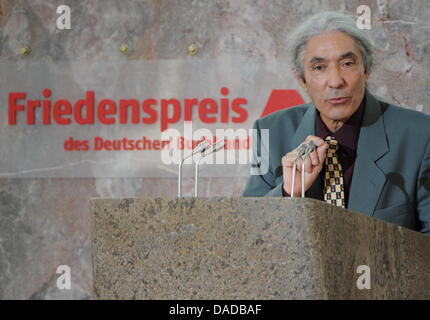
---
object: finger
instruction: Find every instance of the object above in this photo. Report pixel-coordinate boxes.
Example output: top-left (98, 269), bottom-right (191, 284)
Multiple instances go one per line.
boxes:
top-left (317, 143), bottom-right (329, 164)
top-left (309, 149), bottom-right (319, 166)
top-left (296, 159), bottom-right (303, 172)
top-left (305, 135), bottom-right (325, 147)
top-left (282, 152), bottom-right (299, 168)
top-left (304, 157), bottom-right (313, 173)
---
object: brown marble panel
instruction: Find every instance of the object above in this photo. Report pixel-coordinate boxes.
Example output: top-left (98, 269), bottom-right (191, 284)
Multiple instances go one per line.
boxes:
top-left (91, 197), bottom-right (430, 299)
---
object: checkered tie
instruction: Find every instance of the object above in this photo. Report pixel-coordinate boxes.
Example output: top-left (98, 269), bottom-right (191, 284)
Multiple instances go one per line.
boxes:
top-left (324, 136), bottom-right (345, 208)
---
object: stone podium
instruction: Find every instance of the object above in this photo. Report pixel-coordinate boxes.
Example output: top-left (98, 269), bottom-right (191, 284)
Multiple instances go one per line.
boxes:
top-left (90, 197), bottom-right (430, 299)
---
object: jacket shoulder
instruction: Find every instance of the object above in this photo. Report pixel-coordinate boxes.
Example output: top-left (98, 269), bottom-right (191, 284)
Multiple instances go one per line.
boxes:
top-left (380, 99), bottom-right (430, 133)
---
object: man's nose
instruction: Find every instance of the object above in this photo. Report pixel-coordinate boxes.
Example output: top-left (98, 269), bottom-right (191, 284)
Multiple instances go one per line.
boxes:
top-left (327, 67), bottom-right (345, 88)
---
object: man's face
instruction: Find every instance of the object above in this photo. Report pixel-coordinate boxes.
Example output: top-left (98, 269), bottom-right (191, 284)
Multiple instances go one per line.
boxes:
top-left (297, 30), bottom-right (370, 123)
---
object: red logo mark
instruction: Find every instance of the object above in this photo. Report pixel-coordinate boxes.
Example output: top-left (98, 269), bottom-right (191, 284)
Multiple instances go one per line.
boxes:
top-left (260, 90), bottom-right (304, 118)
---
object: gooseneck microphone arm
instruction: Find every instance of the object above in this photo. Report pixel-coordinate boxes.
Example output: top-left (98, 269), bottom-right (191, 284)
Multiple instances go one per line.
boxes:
top-left (291, 141), bottom-right (317, 198)
top-left (194, 156), bottom-right (204, 198)
top-left (177, 141), bottom-right (210, 197)
top-left (301, 141), bottom-right (316, 197)
top-left (291, 143), bottom-right (307, 198)
top-left (194, 140), bottom-right (225, 197)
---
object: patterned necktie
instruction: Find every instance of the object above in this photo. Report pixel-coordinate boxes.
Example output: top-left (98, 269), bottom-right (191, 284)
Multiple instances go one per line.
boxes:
top-left (324, 136), bottom-right (346, 208)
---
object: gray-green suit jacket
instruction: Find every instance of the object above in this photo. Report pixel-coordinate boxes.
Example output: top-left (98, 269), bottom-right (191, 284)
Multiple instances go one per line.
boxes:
top-left (243, 89), bottom-right (430, 235)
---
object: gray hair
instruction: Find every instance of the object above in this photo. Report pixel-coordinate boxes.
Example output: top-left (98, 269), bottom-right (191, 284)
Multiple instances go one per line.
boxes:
top-left (286, 11), bottom-right (375, 82)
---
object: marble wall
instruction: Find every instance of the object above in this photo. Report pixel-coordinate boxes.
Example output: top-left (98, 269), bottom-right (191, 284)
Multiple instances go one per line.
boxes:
top-left (0, 0), bottom-right (429, 299)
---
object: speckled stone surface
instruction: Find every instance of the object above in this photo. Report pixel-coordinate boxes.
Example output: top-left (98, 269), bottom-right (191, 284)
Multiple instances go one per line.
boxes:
top-left (91, 197), bottom-right (430, 299)
top-left (1, 0), bottom-right (430, 299)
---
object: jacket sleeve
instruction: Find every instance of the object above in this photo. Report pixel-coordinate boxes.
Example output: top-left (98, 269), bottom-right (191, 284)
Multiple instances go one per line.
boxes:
top-left (242, 120), bottom-right (285, 197)
top-left (416, 137), bottom-right (430, 235)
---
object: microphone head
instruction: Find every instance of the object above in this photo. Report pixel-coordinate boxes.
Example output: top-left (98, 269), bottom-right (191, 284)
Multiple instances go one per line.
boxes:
top-left (181, 140), bottom-right (210, 162)
top-left (294, 143), bottom-right (307, 161)
top-left (302, 141), bottom-right (317, 159)
top-left (201, 140), bottom-right (225, 157)
top-left (212, 140), bottom-right (225, 152)
top-left (193, 140), bottom-right (210, 155)
top-left (307, 140), bottom-right (317, 151)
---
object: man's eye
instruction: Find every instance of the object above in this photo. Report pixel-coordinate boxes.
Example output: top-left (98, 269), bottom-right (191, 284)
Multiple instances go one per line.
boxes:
top-left (343, 61), bottom-right (355, 67)
top-left (312, 65), bottom-right (324, 71)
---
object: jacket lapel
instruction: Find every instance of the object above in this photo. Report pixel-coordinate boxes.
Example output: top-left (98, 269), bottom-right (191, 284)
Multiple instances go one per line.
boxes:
top-left (347, 90), bottom-right (389, 216)
top-left (291, 104), bottom-right (316, 148)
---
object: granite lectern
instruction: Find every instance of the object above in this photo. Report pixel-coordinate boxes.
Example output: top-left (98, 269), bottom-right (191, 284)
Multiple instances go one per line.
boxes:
top-left (90, 197), bottom-right (430, 299)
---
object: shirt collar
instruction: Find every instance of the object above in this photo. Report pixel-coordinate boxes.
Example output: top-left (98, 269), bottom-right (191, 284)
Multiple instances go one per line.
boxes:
top-left (315, 95), bottom-right (365, 155)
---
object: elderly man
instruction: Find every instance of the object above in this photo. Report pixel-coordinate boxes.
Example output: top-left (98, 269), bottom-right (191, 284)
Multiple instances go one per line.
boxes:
top-left (243, 11), bottom-right (430, 235)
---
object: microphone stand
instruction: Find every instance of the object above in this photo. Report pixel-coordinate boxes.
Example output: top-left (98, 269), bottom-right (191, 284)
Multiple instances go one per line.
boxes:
top-left (177, 141), bottom-right (209, 197)
top-left (194, 141), bottom-right (225, 197)
top-left (291, 141), bottom-right (316, 198)
top-left (291, 143), bottom-right (307, 198)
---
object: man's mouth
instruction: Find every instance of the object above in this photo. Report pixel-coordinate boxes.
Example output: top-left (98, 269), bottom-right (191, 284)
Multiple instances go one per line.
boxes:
top-left (326, 97), bottom-right (350, 104)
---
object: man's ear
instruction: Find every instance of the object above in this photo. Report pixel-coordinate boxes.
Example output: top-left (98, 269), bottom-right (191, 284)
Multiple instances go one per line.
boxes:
top-left (364, 70), bottom-right (371, 84)
top-left (294, 68), bottom-right (308, 93)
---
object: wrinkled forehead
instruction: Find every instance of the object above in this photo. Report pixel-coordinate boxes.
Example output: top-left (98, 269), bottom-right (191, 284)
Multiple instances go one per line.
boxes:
top-left (303, 31), bottom-right (363, 64)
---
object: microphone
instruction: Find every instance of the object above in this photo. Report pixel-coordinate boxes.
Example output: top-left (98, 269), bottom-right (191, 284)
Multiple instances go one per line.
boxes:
top-left (291, 143), bottom-right (307, 198)
top-left (300, 141), bottom-right (317, 197)
top-left (194, 140), bottom-right (225, 197)
top-left (291, 141), bottom-right (317, 198)
top-left (177, 140), bottom-right (210, 197)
